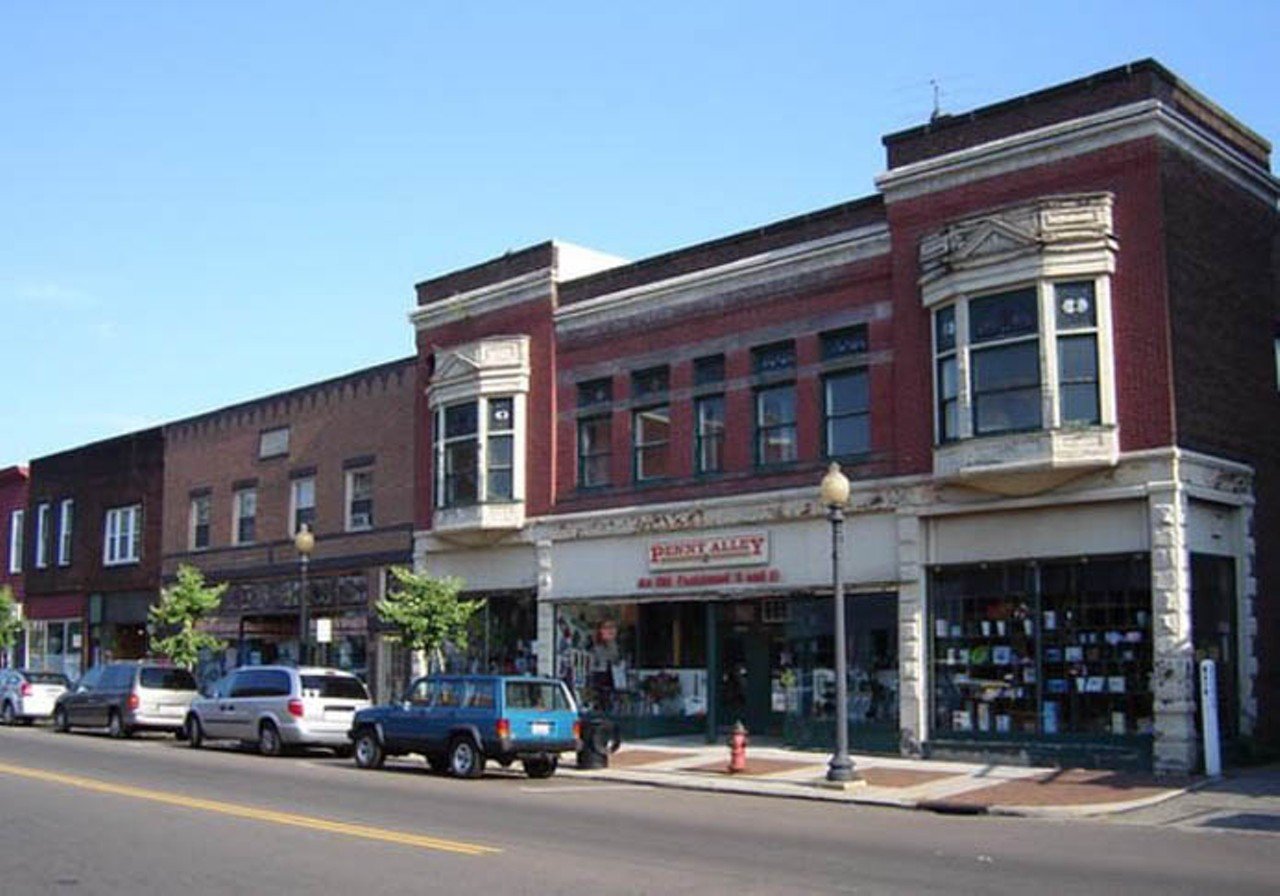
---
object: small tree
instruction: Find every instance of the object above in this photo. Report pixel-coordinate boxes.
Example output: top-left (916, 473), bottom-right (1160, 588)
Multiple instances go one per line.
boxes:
top-left (149, 564), bottom-right (228, 671)
top-left (376, 566), bottom-right (482, 679)
top-left (0, 586), bottom-right (23, 666)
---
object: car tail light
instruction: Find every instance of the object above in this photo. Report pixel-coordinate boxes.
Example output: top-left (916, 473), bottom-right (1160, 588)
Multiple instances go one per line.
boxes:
top-left (496, 718), bottom-right (510, 739)
top-left (20, 682), bottom-right (32, 698)
top-left (287, 698), bottom-right (305, 718)
top-left (572, 719), bottom-right (581, 740)
top-left (127, 693), bottom-right (140, 711)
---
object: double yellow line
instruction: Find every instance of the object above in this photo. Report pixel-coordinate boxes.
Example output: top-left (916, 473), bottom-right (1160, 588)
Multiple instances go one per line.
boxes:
top-left (0, 761), bottom-right (500, 856)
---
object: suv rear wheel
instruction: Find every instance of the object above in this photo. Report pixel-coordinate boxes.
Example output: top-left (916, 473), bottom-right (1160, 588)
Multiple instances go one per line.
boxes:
top-left (107, 710), bottom-right (130, 739)
top-left (258, 721), bottom-right (283, 757)
top-left (448, 735), bottom-right (484, 779)
top-left (353, 729), bottom-right (385, 770)
top-left (523, 755), bottom-right (558, 779)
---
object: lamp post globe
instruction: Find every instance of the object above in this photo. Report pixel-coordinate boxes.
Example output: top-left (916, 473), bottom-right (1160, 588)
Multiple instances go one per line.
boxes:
top-left (820, 463), bottom-right (856, 784)
top-left (294, 524), bottom-right (314, 665)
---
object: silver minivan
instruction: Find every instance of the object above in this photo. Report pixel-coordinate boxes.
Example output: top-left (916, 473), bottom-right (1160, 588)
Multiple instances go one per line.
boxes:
top-left (185, 665), bottom-right (370, 757)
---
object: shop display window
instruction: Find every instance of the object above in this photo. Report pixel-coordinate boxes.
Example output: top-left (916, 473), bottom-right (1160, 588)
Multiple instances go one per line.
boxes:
top-left (930, 555), bottom-right (1152, 740)
top-left (555, 602), bottom-right (707, 720)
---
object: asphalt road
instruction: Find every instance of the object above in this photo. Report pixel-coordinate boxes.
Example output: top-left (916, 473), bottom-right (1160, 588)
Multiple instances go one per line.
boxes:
top-left (0, 724), bottom-right (1275, 895)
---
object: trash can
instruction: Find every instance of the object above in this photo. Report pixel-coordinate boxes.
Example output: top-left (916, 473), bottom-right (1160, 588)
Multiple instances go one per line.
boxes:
top-left (577, 715), bottom-right (621, 769)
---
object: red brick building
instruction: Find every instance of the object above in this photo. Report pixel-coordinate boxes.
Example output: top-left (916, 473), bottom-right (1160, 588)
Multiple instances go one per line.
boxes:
top-left (160, 358), bottom-right (416, 696)
top-left (23, 430), bottom-right (166, 677)
top-left (1, 465), bottom-right (29, 665)
top-left (410, 60), bottom-right (1278, 772)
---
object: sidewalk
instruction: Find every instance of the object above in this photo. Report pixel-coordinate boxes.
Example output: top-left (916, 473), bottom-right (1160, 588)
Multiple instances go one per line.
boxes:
top-left (559, 738), bottom-right (1200, 818)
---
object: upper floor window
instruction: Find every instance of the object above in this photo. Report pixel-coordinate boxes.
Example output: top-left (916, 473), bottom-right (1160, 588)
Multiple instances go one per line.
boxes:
top-left (291, 477), bottom-right (316, 534)
top-left (434, 397), bottom-right (516, 508)
top-left (824, 369), bottom-right (870, 458)
top-left (633, 405), bottom-right (671, 481)
top-left (190, 494), bottom-right (211, 551)
top-left (103, 504), bottom-right (141, 566)
top-left (968, 287), bottom-right (1042, 436)
top-left (578, 416), bottom-right (611, 488)
top-left (577, 378), bottom-right (612, 408)
top-left (752, 341), bottom-right (795, 375)
top-left (755, 384), bottom-right (797, 466)
top-left (233, 488), bottom-right (257, 545)
top-left (35, 503), bottom-right (50, 569)
top-left (695, 395), bottom-right (725, 475)
top-left (259, 427), bottom-right (290, 459)
top-left (346, 469), bottom-right (374, 531)
top-left (57, 499), bottom-right (73, 566)
top-left (694, 354), bottom-right (725, 387)
top-left (631, 366), bottom-right (668, 400)
top-left (6, 510), bottom-right (22, 574)
top-left (821, 325), bottom-right (869, 360)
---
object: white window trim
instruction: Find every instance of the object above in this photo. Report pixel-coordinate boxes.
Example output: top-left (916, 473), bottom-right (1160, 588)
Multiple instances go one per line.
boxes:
top-left (103, 504), bottom-right (142, 566)
top-left (345, 469), bottom-right (374, 532)
top-left (57, 499), bottom-right (73, 566)
top-left (433, 396), bottom-right (523, 508)
top-left (6, 509), bottom-right (22, 574)
top-left (35, 503), bottom-right (50, 569)
top-left (232, 488), bottom-right (256, 546)
top-left (290, 477), bottom-right (316, 536)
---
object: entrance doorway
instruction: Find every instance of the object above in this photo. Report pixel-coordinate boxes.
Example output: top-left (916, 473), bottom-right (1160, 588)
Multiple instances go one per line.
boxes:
top-left (715, 601), bottom-right (786, 736)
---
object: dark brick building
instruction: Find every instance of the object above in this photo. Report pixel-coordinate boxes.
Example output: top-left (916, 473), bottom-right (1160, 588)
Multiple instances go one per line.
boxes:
top-left (1, 465), bottom-right (29, 665)
top-left (160, 358), bottom-right (416, 697)
top-left (23, 430), bottom-right (165, 677)
top-left (409, 60), bottom-right (1278, 772)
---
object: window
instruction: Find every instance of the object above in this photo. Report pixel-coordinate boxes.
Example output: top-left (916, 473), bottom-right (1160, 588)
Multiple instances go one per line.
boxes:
top-left (190, 494), bottom-right (211, 550)
top-left (291, 477), bottom-right (316, 535)
top-left (752, 341), bottom-right (795, 375)
top-left (933, 280), bottom-right (1114, 442)
top-left (577, 378), bottom-right (612, 408)
top-left (234, 488), bottom-right (257, 545)
top-left (633, 406), bottom-right (671, 481)
top-left (577, 416), bottom-right (611, 488)
top-left (8, 509), bottom-right (23, 574)
top-left (821, 325), bottom-right (868, 360)
top-left (694, 354), bottom-right (725, 387)
top-left (755, 384), bottom-right (797, 465)
top-left (103, 504), bottom-right (142, 565)
top-left (695, 395), bottom-right (725, 474)
top-left (824, 369), bottom-right (870, 457)
top-left (631, 365), bottom-right (668, 400)
top-left (346, 469), bottom-right (373, 531)
top-left (259, 427), bottom-right (289, 459)
top-left (35, 503), bottom-right (50, 568)
top-left (57, 499), bottom-right (73, 566)
top-left (434, 397), bottom-right (517, 509)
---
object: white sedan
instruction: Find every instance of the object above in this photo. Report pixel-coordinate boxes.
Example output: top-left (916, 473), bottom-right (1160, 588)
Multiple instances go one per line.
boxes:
top-left (0, 670), bottom-right (70, 724)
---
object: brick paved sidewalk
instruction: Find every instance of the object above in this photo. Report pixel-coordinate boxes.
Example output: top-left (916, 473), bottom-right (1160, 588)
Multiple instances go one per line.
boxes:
top-left (560, 741), bottom-right (1195, 818)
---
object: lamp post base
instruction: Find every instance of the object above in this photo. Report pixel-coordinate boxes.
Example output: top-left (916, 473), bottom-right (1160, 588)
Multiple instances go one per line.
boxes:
top-left (826, 755), bottom-right (858, 784)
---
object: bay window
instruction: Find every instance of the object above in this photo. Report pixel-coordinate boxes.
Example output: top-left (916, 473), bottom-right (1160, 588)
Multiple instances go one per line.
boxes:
top-left (435, 396), bottom-right (518, 507)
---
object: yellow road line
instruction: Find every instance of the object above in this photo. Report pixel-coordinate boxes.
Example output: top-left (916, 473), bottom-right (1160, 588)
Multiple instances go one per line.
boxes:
top-left (0, 761), bottom-right (500, 856)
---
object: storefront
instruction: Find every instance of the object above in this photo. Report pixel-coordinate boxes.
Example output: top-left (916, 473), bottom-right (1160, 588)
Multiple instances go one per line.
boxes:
top-left (23, 593), bottom-right (86, 679)
top-left (90, 592), bottom-right (154, 664)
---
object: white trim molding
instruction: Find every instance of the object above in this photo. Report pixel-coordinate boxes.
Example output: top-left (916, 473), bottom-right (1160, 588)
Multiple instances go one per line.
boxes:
top-left (410, 269), bottom-right (553, 332)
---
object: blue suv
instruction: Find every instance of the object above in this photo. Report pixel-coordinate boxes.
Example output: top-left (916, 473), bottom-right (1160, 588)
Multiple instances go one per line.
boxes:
top-left (349, 675), bottom-right (580, 779)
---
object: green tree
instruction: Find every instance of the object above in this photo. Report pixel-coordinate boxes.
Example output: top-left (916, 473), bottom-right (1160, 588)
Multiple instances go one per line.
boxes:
top-left (148, 564), bottom-right (228, 671)
top-left (0, 585), bottom-right (23, 663)
top-left (376, 566), bottom-right (482, 678)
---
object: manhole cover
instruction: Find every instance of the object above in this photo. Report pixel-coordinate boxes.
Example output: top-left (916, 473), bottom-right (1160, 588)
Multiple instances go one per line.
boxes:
top-left (1198, 813), bottom-right (1280, 833)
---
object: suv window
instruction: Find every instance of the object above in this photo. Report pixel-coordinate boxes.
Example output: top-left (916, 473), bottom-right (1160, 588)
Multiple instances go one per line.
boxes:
top-left (77, 667), bottom-right (105, 691)
top-left (299, 675), bottom-right (368, 700)
top-left (436, 680), bottom-right (464, 708)
top-left (406, 678), bottom-right (436, 707)
top-left (230, 669), bottom-right (291, 698)
top-left (140, 668), bottom-right (197, 690)
top-left (505, 680), bottom-right (571, 711)
top-left (464, 681), bottom-right (495, 709)
top-left (27, 672), bottom-right (69, 686)
top-left (101, 665), bottom-right (135, 689)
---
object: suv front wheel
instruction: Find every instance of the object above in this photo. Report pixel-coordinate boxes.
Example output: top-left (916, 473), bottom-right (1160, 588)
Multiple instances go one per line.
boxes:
top-left (447, 735), bottom-right (485, 779)
top-left (353, 729), bottom-right (385, 770)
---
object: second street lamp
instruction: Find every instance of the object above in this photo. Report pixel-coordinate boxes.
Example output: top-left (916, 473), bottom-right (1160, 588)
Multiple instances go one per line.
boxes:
top-left (819, 462), bottom-right (858, 784)
top-left (294, 524), bottom-right (315, 665)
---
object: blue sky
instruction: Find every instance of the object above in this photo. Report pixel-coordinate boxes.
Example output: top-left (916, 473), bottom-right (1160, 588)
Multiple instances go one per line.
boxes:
top-left (3, 1), bottom-right (1277, 467)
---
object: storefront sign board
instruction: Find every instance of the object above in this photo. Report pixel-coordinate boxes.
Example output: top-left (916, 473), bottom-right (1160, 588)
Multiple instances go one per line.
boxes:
top-left (648, 532), bottom-right (769, 571)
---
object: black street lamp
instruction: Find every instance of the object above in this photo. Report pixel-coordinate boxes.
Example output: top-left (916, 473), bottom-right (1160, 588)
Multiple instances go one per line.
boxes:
top-left (820, 463), bottom-right (857, 784)
top-left (294, 524), bottom-right (315, 666)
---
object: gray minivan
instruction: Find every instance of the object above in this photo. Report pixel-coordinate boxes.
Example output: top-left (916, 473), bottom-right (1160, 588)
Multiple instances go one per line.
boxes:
top-left (185, 665), bottom-right (370, 757)
top-left (53, 662), bottom-right (198, 737)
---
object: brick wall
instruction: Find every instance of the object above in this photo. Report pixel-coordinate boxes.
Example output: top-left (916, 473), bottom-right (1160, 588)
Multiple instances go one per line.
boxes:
top-left (0, 467), bottom-right (27, 602)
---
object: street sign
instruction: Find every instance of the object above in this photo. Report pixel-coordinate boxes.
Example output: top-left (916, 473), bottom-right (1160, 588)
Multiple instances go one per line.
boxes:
top-left (315, 618), bottom-right (332, 644)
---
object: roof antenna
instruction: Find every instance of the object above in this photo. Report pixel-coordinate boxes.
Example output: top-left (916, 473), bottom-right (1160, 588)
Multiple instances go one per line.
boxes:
top-left (930, 78), bottom-right (944, 122)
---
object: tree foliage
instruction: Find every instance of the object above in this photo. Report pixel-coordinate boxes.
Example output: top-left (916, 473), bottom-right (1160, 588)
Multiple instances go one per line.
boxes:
top-left (0, 585), bottom-right (22, 653)
top-left (376, 566), bottom-right (481, 674)
top-left (148, 564), bottom-right (228, 670)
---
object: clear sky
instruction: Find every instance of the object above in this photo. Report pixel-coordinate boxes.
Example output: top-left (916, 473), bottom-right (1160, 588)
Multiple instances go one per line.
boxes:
top-left (3, 1), bottom-right (1277, 467)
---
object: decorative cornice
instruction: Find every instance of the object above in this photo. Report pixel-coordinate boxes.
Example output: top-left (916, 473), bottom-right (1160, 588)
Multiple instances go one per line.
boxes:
top-left (425, 336), bottom-right (531, 407)
top-left (410, 269), bottom-right (553, 332)
top-left (877, 100), bottom-right (1280, 206)
top-left (554, 225), bottom-right (890, 335)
